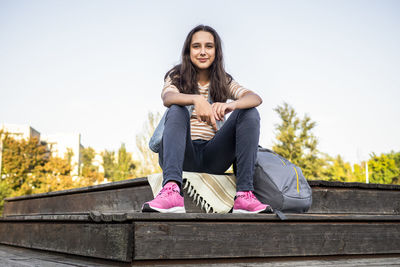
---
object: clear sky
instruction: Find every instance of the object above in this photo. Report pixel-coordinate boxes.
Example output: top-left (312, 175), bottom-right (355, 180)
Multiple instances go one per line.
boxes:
top-left (1, 0), bottom-right (399, 164)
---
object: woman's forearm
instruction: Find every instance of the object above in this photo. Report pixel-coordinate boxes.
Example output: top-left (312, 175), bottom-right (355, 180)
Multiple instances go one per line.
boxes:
top-left (162, 92), bottom-right (202, 107)
top-left (234, 92), bottom-right (263, 109)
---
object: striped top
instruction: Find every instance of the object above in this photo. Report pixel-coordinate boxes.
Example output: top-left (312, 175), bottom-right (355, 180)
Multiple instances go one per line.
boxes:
top-left (162, 76), bottom-right (251, 141)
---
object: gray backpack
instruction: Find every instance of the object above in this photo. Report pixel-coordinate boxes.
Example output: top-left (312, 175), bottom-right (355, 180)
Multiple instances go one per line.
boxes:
top-left (253, 147), bottom-right (312, 216)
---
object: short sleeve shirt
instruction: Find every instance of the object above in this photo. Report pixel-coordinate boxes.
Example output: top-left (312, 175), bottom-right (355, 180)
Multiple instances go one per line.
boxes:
top-left (162, 76), bottom-right (251, 140)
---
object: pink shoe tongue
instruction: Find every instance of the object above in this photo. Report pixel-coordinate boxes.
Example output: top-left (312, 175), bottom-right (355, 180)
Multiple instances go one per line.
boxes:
top-left (165, 182), bottom-right (180, 193)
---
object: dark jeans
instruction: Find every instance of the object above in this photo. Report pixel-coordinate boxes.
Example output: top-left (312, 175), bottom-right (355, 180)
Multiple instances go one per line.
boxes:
top-left (159, 104), bottom-right (260, 192)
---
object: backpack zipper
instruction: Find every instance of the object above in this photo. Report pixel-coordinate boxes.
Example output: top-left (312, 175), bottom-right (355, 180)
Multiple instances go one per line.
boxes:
top-left (270, 152), bottom-right (286, 166)
top-left (293, 166), bottom-right (300, 193)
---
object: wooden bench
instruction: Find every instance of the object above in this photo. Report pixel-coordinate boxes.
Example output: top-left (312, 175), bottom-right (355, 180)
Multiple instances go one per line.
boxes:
top-left (1, 177), bottom-right (399, 263)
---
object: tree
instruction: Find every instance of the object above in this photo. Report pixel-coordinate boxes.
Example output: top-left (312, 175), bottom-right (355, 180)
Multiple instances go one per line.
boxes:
top-left (114, 143), bottom-right (136, 181)
top-left (79, 147), bottom-right (104, 186)
top-left (1, 133), bottom-right (48, 194)
top-left (368, 153), bottom-right (400, 184)
top-left (102, 150), bottom-right (116, 179)
top-left (272, 103), bottom-right (325, 179)
top-left (101, 144), bottom-right (136, 182)
top-left (322, 155), bottom-right (357, 182)
top-left (135, 111), bottom-right (162, 177)
top-left (386, 151), bottom-right (400, 184)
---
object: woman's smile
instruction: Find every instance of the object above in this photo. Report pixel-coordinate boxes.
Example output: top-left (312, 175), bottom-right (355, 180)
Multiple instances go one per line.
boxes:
top-left (190, 31), bottom-right (216, 70)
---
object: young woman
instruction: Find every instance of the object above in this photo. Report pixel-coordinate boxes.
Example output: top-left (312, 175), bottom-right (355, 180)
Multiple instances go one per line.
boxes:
top-left (142, 25), bottom-right (273, 214)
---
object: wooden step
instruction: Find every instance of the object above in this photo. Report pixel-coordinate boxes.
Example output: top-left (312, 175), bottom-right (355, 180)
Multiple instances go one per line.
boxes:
top-left (1, 212), bottom-right (399, 262)
top-left (2, 243), bottom-right (400, 267)
top-left (2, 178), bottom-right (400, 217)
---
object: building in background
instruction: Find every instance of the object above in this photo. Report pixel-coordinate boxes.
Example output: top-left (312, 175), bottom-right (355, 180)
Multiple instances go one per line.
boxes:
top-left (41, 133), bottom-right (83, 176)
top-left (0, 123), bottom-right (40, 141)
top-left (1, 124), bottom-right (83, 177)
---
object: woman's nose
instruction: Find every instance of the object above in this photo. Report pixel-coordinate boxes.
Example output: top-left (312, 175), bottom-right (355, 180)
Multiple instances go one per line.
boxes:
top-left (200, 47), bottom-right (206, 55)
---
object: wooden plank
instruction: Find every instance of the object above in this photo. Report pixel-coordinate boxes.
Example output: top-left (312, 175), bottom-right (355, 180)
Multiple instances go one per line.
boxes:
top-left (0, 214), bottom-right (90, 221)
top-left (131, 256), bottom-right (400, 267)
top-left (124, 212), bottom-right (400, 222)
top-left (310, 188), bottom-right (400, 214)
top-left (2, 244), bottom-right (400, 267)
top-left (3, 177), bottom-right (400, 217)
top-left (0, 222), bottom-right (133, 262)
top-left (309, 180), bottom-right (400, 190)
top-left (4, 177), bottom-right (149, 201)
top-left (133, 221), bottom-right (400, 260)
top-left (0, 244), bottom-right (127, 267)
top-left (3, 185), bottom-right (153, 216)
top-left (3, 184), bottom-right (203, 217)
top-left (2, 212), bottom-right (400, 222)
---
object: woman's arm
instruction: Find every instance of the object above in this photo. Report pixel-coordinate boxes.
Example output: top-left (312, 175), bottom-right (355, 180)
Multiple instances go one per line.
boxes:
top-left (162, 91), bottom-right (218, 131)
top-left (212, 91), bottom-right (263, 121)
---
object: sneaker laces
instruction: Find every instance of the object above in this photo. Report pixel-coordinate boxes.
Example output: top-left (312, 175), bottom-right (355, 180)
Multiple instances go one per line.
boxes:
top-left (157, 185), bottom-right (179, 199)
top-left (237, 191), bottom-right (258, 202)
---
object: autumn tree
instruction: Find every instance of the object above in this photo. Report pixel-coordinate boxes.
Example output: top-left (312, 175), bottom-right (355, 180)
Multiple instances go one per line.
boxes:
top-left (79, 147), bottom-right (104, 186)
top-left (1, 133), bottom-right (48, 196)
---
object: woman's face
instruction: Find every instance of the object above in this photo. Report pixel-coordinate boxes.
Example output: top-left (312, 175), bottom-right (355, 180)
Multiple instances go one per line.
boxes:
top-left (190, 31), bottom-right (216, 70)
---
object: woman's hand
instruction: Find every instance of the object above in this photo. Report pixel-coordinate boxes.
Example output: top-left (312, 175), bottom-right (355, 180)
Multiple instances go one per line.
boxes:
top-left (212, 102), bottom-right (237, 121)
top-left (194, 95), bottom-right (218, 131)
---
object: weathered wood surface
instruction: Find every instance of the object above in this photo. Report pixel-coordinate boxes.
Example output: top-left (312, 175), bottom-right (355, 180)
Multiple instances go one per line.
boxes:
top-left (133, 221), bottom-right (400, 260)
top-left (3, 178), bottom-right (400, 217)
top-left (3, 185), bottom-right (153, 216)
top-left (122, 212), bottom-right (400, 222)
top-left (1, 212), bottom-right (399, 262)
top-left (0, 222), bottom-right (133, 262)
top-left (2, 212), bottom-right (400, 223)
top-left (309, 187), bottom-right (400, 214)
top-left (2, 178), bottom-right (203, 216)
top-left (4, 178), bottom-right (149, 201)
top-left (1, 244), bottom-right (400, 267)
top-left (0, 244), bottom-right (129, 267)
top-left (309, 180), bottom-right (400, 190)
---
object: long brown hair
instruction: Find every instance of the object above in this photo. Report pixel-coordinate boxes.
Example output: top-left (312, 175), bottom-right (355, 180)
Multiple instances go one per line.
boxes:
top-left (164, 25), bottom-right (233, 102)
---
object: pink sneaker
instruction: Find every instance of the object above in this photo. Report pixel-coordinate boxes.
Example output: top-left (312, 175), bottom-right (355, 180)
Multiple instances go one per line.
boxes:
top-left (142, 182), bottom-right (186, 213)
top-left (232, 191), bottom-right (273, 214)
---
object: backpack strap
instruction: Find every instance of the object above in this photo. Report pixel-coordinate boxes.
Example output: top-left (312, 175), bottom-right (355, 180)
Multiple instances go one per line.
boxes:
top-left (274, 210), bottom-right (287, 220)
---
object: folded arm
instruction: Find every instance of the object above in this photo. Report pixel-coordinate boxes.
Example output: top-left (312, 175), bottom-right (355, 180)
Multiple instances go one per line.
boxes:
top-left (212, 91), bottom-right (263, 121)
top-left (162, 91), bottom-right (218, 131)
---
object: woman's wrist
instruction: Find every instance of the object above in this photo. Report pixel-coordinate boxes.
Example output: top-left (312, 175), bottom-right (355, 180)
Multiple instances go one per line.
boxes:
top-left (192, 94), bottom-right (204, 105)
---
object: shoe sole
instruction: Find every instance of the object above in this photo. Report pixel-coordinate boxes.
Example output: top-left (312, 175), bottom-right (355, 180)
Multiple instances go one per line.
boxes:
top-left (142, 203), bottom-right (186, 213)
top-left (232, 207), bottom-right (274, 214)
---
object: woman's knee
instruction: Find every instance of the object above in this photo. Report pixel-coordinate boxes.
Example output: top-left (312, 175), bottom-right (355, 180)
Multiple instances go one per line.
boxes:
top-left (238, 108), bottom-right (260, 123)
top-left (166, 105), bottom-right (190, 121)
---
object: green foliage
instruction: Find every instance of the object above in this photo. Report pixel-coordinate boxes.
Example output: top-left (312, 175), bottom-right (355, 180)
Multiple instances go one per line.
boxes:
top-left (114, 143), bottom-right (136, 181)
top-left (0, 179), bottom-right (11, 215)
top-left (272, 103), bottom-right (325, 179)
top-left (369, 152), bottom-right (400, 184)
top-left (322, 155), bottom-right (351, 182)
top-left (101, 144), bottom-right (136, 182)
top-left (322, 155), bottom-right (366, 183)
top-left (1, 133), bottom-right (48, 194)
top-left (102, 150), bottom-right (116, 179)
top-left (80, 147), bottom-right (96, 177)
